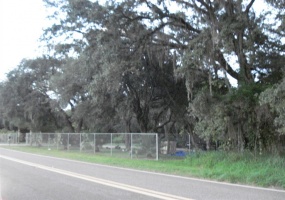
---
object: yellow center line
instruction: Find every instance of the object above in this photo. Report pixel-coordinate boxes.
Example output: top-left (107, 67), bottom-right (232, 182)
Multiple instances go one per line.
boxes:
top-left (0, 155), bottom-right (194, 200)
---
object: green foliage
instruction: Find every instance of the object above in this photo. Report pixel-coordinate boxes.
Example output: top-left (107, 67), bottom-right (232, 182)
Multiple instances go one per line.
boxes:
top-left (228, 83), bottom-right (267, 104)
top-left (189, 90), bottom-right (226, 144)
top-left (185, 151), bottom-right (285, 187)
top-left (259, 79), bottom-right (285, 135)
top-left (190, 83), bottom-right (278, 152)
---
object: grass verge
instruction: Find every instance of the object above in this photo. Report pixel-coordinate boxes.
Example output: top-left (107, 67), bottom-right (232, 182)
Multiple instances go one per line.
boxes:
top-left (2, 146), bottom-right (285, 189)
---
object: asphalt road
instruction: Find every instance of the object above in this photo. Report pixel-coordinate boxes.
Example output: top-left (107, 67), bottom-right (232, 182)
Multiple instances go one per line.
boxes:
top-left (0, 148), bottom-right (284, 200)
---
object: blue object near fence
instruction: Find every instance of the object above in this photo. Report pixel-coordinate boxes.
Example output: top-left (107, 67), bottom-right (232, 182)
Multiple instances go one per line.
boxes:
top-left (174, 151), bottom-right (186, 157)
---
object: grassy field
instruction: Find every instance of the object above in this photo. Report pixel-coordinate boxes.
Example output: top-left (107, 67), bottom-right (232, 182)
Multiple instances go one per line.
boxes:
top-left (2, 146), bottom-right (285, 189)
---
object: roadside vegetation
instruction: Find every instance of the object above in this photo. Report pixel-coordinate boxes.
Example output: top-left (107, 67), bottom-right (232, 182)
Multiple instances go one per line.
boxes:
top-left (0, 0), bottom-right (285, 191)
top-left (1, 0), bottom-right (285, 156)
top-left (4, 146), bottom-right (285, 190)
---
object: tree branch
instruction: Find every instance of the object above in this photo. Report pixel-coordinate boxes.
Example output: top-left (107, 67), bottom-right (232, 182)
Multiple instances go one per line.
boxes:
top-left (145, 1), bottom-right (201, 33)
top-left (245, 0), bottom-right (255, 13)
top-left (215, 50), bottom-right (239, 81)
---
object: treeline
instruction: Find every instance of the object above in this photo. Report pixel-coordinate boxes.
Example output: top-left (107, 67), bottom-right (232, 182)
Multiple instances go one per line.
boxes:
top-left (0, 0), bottom-right (284, 154)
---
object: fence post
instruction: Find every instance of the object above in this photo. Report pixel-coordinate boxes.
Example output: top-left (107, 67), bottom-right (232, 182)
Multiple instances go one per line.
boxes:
top-left (68, 133), bottom-right (70, 151)
top-left (17, 130), bottom-right (20, 143)
top-left (188, 133), bottom-right (191, 154)
top-left (93, 133), bottom-right (96, 154)
top-left (156, 133), bottom-right (158, 160)
top-left (130, 133), bottom-right (133, 159)
top-left (29, 130), bottom-right (32, 146)
top-left (57, 133), bottom-right (59, 150)
top-left (25, 133), bottom-right (28, 145)
top-left (48, 133), bottom-right (50, 149)
top-left (111, 133), bottom-right (113, 156)
top-left (80, 133), bottom-right (82, 153)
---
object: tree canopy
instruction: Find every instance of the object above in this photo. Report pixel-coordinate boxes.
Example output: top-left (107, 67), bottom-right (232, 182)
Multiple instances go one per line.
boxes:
top-left (0, 0), bottom-right (284, 154)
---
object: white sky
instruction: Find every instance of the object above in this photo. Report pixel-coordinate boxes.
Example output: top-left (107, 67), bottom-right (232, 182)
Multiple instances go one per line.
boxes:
top-left (0, 0), bottom-right (49, 81)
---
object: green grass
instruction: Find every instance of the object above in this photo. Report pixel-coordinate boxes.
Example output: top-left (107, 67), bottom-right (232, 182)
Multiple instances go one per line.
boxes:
top-left (2, 146), bottom-right (285, 189)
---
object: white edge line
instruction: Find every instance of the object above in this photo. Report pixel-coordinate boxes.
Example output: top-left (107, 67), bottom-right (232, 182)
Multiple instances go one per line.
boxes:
top-left (1, 147), bottom-right (285, 193)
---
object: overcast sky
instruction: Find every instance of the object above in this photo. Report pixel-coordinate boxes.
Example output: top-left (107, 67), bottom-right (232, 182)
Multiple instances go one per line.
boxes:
top-left (0, 0), bottom-right (49, 81)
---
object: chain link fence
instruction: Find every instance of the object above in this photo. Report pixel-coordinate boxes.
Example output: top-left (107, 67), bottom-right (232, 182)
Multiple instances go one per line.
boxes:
top-left (0, 133), bottom-right (19, 144)
top-left (25, 132), bottom-right (158, 160)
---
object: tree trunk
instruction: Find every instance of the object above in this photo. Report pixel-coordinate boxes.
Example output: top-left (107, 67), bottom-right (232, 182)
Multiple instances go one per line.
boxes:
top-left (237, 123), bottom-right (244, 152)
top-left (76, 119), bottom-right (83, 133)
top-left (59, 108), bottom-right (75, 133)
top-left (163, 123), bottom-right (171, 154)
top-left (206, 138), bottom-right (210, 151)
